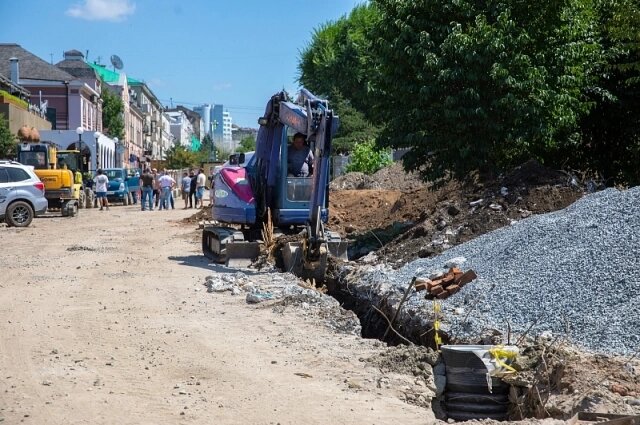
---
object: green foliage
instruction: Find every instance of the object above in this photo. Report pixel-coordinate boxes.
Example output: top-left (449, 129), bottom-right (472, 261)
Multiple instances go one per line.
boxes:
top-left (165, 143), bottom-right (199, 169)
top-left (195, 134), bottom-right (219, 162)
top-left (101, 86), bottom-right (125, 140)
top-left (0, 113), bottom-right (16, 159)
top-left (369, 0), bottom-right (603, 182)
top-left (345, 140), bottom-right (392, 175)
top-left (330, 93), bottom-right (381, 154)
top-left (0, 90), bottom-right (28, 110)
top-left (298, 4), bottom-right (379, 117)
top-left (569, 0), bottom-right (640, 185)
top-left (297, 5), bottom-right (382, 154)
top-left (236, 135), bottom-right (256, 153)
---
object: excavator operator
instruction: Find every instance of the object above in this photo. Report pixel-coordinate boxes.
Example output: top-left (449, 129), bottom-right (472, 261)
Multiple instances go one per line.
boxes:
top-left (287, 132), bottom-right (313, 177)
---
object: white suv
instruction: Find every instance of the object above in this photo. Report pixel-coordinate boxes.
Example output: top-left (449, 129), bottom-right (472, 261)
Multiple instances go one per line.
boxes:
top-left (0, 160), bottom-right (48, 227)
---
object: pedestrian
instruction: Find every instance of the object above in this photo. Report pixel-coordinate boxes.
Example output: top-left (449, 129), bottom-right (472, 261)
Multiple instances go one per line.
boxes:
top-left (208, 168), bottom-right (216, 207)
top-left (152, 168), bottom-right (160, 208)
top-left (189, 170), bottom-right (197, 208)
top-left (196, 168), bottom-right (206, 208)
top-left (158, 170), bottom-right (176, 210)
top-left (181, 171), bottom-right (191, 209)
top-left (94, 168), bottom-right (110, 211)
top-left (140, 168), bottom-right (154, 211)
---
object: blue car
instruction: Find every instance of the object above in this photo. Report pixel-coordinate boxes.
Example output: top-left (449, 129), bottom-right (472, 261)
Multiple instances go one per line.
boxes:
top-left (102, 168), bottom-right (141, 205)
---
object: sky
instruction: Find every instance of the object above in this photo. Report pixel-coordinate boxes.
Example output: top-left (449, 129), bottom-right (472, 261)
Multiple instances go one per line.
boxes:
top-left (2, 0), bottom-right (364, 128)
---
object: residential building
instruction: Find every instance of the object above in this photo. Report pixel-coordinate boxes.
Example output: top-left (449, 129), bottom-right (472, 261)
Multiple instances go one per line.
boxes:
top-left (88, 62), bottom-right (144, 169)
top-left (232, 125), bottom-right (257, 143)
top-left (128, 81), bottom-right (164, 162)
top-left (192, 104), bottom-right (212, 138)
top-left (0, 44), bottom-right (118, 171)
top-left (212, 104), bottom-right (234, 152)
top-left (175, 105), bottom-right (203, 150)
top-left (159, 113), bottom-right (173, 159)
top-left (0, 43), bottom-right (101, 132)
top-left (165, 110), bottom-right (194, 149)
top-left (55, 49), bottom-right (103, 132)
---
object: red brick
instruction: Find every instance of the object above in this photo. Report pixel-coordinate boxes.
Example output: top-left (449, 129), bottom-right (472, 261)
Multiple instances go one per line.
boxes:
top-left (436, 291), bottom-right (450, 299)
top-left (430, 285), bottom-right (444, 295)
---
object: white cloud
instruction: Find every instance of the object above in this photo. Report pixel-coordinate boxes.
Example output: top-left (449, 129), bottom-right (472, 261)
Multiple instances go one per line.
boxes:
top-left (66, 0), bottom-right (136, 22)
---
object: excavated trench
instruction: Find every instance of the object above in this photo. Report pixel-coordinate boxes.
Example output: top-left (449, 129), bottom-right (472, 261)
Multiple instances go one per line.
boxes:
top-left (325, 262), bottom-right (534, 423)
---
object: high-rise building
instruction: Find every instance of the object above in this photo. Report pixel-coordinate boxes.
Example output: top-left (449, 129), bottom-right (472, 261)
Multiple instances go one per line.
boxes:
top-left (193, 104), bottom-right (212, 138)
top-left (212, 104), bottom-right (235, 152)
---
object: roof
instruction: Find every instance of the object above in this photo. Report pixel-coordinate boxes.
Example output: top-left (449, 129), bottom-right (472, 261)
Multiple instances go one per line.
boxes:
top-left (0, 43), bottom-right (76, 82)
top-left (87, 62), bottom-right (141, 85)
top-left (56, 59), bottom-right (100, 80)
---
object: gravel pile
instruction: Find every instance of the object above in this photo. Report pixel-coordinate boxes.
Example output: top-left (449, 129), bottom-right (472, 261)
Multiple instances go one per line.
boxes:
top-left (353, 187), bottom-right (640, 354)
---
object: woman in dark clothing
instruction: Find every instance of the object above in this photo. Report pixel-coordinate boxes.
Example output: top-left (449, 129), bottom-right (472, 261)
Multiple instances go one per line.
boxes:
top-left (188, 170), bottom-right (197, 208)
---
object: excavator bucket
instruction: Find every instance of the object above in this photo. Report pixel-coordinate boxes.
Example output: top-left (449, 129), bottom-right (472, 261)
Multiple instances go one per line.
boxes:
top-left (282, 242), bottom-right (328, 283)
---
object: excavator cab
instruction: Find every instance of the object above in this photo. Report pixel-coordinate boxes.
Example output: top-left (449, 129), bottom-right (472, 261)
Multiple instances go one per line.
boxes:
top-left (203, 89), bottom-right (347, 281)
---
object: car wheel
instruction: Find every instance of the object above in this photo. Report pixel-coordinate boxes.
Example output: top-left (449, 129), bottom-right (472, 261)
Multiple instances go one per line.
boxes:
top-left (6, 201), bottom-right (34, 227)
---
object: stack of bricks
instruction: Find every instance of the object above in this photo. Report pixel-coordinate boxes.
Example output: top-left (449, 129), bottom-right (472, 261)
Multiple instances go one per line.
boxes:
top-left (414, 268), bottom-right (477, 300)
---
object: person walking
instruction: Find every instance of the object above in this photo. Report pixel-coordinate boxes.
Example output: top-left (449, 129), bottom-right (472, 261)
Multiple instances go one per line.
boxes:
top-left (195, 168), bottom-right (206, 208)
top-left (152, 168), bottom-right (161, 208)
top-left (94, 168), bottom-right (110, 211)
top-left (188, 170), bottom-right (197, 208)
top-left (140, 168), bottom-right (154, 211)
top-left (158, 170), bottom-right (176, 211)
top-left (180, 171), bottom-right (191, 209)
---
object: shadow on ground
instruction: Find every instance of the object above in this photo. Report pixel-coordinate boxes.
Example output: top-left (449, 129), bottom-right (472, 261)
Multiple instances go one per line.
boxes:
top-left (168, 255), bottom-right (265, 276)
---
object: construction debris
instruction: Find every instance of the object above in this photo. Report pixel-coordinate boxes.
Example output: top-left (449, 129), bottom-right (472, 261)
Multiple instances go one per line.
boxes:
top-left (415, 268), bottom-right (477, 300)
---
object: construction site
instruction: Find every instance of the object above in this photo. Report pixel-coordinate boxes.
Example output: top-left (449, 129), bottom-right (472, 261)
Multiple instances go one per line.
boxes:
top-left (181, 158), bottom-right (640, 424)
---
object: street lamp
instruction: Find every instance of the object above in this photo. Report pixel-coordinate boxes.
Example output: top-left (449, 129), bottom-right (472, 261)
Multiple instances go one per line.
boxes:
top-left (76, 127), bottom-right (85, 172)
top-left (94, 131), bottom-right (102, 171)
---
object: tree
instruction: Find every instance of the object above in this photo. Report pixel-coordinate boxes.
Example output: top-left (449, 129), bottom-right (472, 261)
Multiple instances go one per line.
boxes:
top-left (298, 4), bottom-right (379, 118)
top-left (330, 93), bottom-right (381, 154)
top-left (571, 0), bottom-right (640, 185)
top-left (101, 86), bottom-right (125, 140)
top-left (165, 143), bottom-right (199, 169)
top-left (369, 0), bottom-right (603, 182)
top-left (298, 4), bottom-right (381, 152)
top-left (236, 135), bottom-right (256, 153)
top-left (0, 113), bottom-right (15, 159)
top-left (196, 134), bottom-right (219, 162)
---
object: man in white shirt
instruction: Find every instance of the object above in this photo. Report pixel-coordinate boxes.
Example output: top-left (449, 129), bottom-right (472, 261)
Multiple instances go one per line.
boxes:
top-left (158, 170), bottom-right (176, 210)
top-left (94, 168), bottom-right (110, 211)
top-left (195, 168), bottom-right (206, 208)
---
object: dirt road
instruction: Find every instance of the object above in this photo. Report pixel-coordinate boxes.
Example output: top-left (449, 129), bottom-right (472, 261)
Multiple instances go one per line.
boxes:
top-left (0, 205), bottom-right (432, 424)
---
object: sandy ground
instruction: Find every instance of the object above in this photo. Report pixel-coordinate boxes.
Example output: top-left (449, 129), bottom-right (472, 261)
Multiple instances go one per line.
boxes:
top-left (0, 203), bottom-right (433, 425)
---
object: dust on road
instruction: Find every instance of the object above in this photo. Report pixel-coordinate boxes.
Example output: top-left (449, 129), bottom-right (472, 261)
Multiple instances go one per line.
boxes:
top-left (0, 206), bottom-right (431, 424)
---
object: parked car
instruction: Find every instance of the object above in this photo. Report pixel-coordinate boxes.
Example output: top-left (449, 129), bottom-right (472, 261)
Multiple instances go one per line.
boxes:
top-left (101, 168), bottom-right (141, 205)
top-left (0, 160), bottom-right (48, 227)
